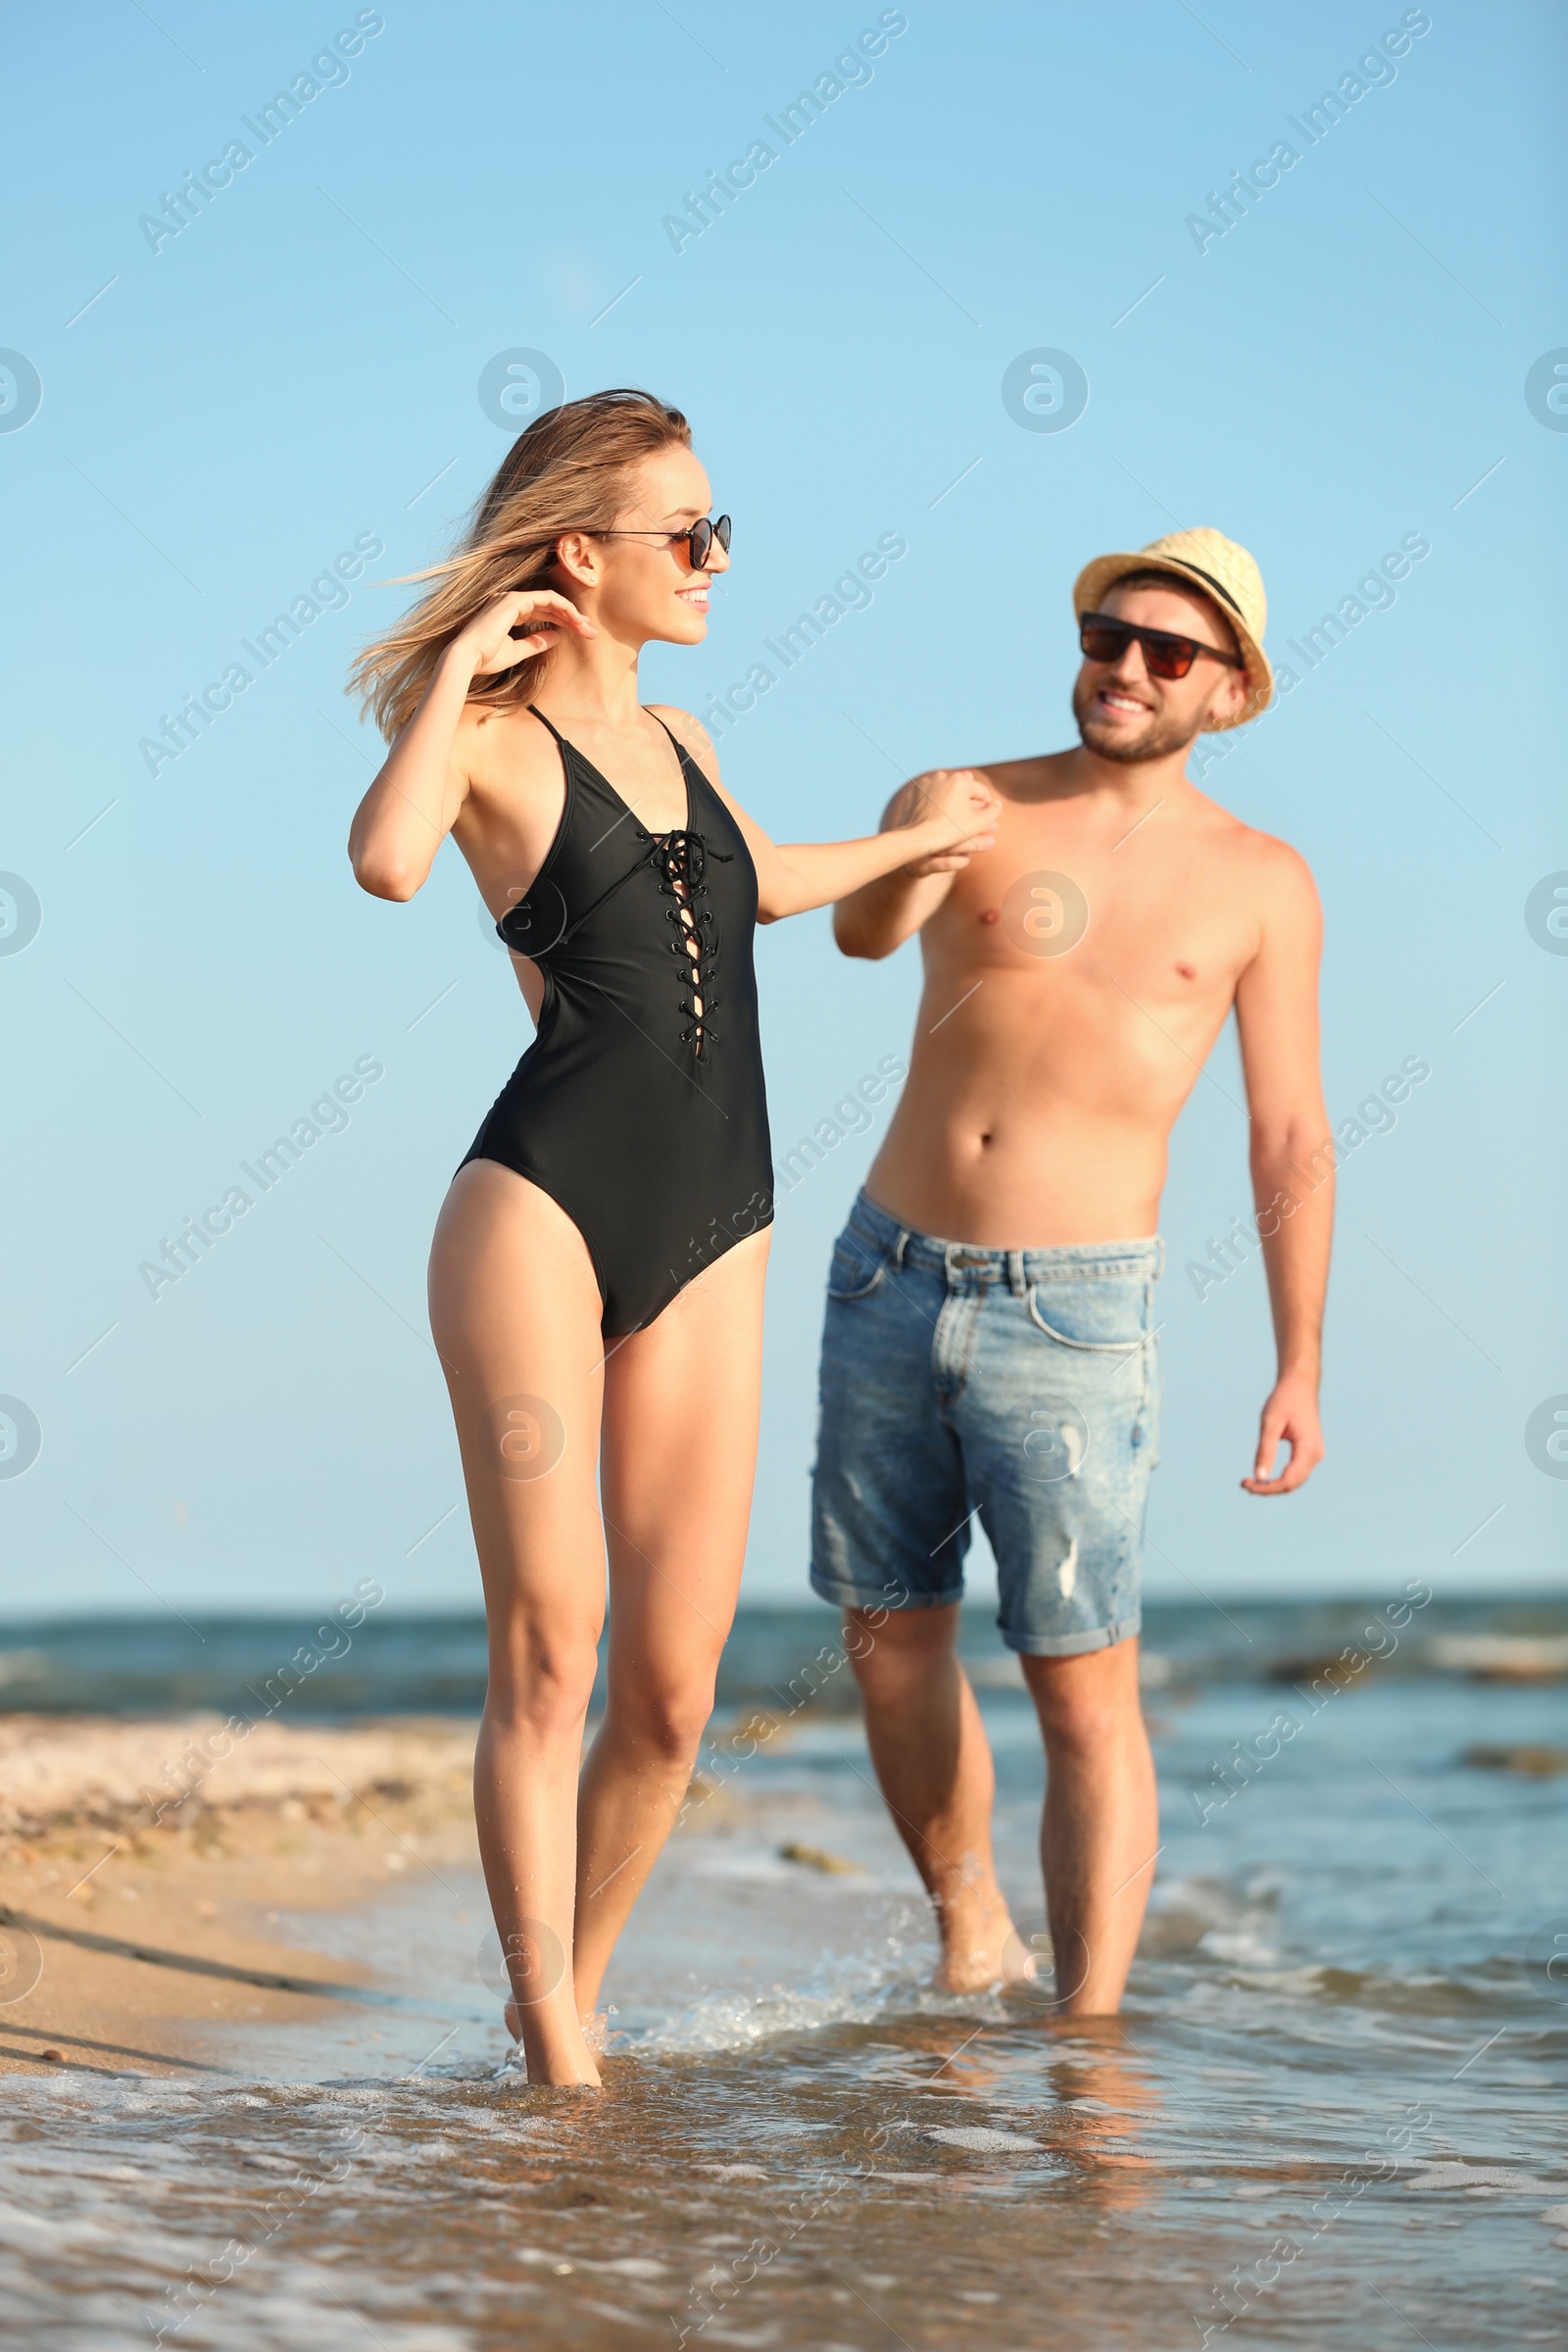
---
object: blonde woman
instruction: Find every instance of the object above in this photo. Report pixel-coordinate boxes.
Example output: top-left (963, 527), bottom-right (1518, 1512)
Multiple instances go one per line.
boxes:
top-left (348, 389), bottom-right (998, 2084)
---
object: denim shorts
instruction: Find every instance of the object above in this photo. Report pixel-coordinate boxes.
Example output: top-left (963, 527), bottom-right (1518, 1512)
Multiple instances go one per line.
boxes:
top-left (809, 1192), bottom-right (1163, 1657)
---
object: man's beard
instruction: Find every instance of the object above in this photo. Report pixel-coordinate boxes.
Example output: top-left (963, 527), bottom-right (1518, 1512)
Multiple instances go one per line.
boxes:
top-left (1072, 674), bottom-right (1204, 764)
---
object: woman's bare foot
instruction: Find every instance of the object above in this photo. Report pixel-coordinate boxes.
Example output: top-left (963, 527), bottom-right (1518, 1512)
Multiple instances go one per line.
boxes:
top-left (503, 1999), bottom-right (602, 2087)
top-left (933, 1894), bottom-right (1038, 1994)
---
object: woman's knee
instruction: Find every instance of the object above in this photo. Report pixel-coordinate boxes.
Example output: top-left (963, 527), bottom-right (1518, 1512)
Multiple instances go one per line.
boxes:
top-left (486, 1624), bottom-right (602, 1737)
top-left (608, 1668), bottom-right (718, 1763)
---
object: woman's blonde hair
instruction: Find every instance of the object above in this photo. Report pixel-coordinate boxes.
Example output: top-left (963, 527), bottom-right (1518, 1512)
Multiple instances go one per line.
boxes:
top-left (350, 387), bottom-right (691, 741)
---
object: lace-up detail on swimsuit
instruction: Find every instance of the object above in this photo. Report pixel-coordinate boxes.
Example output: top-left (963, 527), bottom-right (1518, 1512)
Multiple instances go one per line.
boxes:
top-left (651, 828), bottom-right (726, 1058)
top-left (463, 705), bottom-right (773, 1336)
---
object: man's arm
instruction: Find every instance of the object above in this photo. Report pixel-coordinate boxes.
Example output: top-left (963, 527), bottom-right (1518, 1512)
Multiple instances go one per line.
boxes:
top-left (833, 771), bottom-right (992, 959)
top-left (1232, 841), bottom-right (1333, 1495)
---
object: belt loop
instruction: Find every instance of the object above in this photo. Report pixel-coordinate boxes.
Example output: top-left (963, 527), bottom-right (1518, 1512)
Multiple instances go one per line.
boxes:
top-left (893, 1227), bottom-right (909, 1270)
top-left (1007, 1249), bottom-right (1027, 1298)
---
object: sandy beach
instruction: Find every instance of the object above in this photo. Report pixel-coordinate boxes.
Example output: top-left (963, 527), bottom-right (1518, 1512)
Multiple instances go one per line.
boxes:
top-left (0, 1713), bottom-right (481, 2079)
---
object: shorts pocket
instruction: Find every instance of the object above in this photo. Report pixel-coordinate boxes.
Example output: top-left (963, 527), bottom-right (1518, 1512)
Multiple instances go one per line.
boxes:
top-left (827, 1228), bottom-right (890, 1302)
top-left (1026, 1283), bottom-right (1146, 1351)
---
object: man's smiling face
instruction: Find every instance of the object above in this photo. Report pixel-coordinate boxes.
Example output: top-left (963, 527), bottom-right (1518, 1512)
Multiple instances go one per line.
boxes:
top-left (1071, 574), bottom-right (1246, 763)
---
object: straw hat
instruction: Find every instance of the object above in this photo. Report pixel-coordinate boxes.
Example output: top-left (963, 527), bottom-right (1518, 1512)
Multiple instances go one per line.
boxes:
top-left (1071, 526), bottom-right (1272, 728)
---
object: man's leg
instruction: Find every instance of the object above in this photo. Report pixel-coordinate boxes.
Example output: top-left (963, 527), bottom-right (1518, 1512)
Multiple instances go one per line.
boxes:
top-left (1020, 1636), bottom-right (1156, 2014)
top-left (846, 1602), bottom-right (1035, 1992)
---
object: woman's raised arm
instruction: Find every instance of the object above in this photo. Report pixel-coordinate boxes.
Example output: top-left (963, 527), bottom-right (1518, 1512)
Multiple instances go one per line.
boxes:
top-left (349, 589), bottom-right (594, 901)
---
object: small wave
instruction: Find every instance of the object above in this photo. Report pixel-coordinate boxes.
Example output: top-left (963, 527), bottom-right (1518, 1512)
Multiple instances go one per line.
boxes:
top-left (1404, 2161), bottom-right (1568, 2193)
top-left (923, 2125), bottom-right (1042, 2153)
top-left (621, 1947), bottom-right (1017, 2056)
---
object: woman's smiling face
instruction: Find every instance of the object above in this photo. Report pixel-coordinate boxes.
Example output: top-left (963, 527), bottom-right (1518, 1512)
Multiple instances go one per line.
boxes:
top-left (560, 444), bottom-right (729, 648)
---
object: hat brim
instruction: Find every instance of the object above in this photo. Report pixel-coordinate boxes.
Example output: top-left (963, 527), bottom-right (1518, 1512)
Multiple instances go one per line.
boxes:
top-left (1072, 552), bottom-right (1272, 729)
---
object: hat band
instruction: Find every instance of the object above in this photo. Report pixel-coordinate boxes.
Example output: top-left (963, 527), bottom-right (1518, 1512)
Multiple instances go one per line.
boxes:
top-left (1159, 558), bottom-right (1244, 619)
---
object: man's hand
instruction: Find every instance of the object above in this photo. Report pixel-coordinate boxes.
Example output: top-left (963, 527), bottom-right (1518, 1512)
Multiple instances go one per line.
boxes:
top-left (894, 767), bottom-right (1001, 876)
top-left (1242, 1371), bottom-right (1324, 1494)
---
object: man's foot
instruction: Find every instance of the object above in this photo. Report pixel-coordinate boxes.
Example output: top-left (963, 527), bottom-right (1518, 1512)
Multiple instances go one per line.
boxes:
top-left (933, 1906), bottom-right (1038, 1995)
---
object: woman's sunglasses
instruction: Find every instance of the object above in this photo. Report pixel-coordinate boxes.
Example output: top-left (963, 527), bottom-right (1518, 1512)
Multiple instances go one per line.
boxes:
top-left (1078, 610), bottom-right (1245, 680)
top-left (588, 514), bottom-right (732, 569)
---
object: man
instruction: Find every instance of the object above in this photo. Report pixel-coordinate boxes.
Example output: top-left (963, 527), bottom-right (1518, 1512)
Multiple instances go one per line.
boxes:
top-left (810, 528), bottom-right (1331, 2013)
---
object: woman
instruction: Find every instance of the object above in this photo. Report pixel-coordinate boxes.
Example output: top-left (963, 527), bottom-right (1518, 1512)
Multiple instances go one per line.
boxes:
top-left (348, 388), bottom-right (998, 2085)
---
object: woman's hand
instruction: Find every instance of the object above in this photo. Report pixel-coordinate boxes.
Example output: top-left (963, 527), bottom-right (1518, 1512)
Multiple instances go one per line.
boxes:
top-left (449, 588), bottom-right (597, 679)
top-left (896, 767), bottom-right (1002, 875)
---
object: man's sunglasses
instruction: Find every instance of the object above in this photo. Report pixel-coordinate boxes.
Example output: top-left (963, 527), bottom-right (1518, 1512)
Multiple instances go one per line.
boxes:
top-left (587, 514), bottom-right (731, 569)
top-left (1078, 610), bottom-right (1245, 680)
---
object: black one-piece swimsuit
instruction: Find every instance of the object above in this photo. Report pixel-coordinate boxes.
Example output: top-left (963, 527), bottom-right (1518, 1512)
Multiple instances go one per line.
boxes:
top-left (463, 708), bottom-right (774, 1336)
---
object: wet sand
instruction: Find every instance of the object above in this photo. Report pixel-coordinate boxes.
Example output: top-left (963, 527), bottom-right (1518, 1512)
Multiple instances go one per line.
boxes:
top-left (0, 1713), bottom-right (481, 2079)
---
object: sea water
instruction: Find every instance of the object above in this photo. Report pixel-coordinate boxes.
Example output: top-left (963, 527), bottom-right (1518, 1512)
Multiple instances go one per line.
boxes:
top-left (3, 1598), bottom-right (1565, 2350)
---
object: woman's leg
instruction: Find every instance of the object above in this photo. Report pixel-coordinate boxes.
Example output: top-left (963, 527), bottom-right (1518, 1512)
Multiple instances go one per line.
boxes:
top-left (428, 1159), bottom-right (608, 2086)
top-left (571, 1230), bottom-right (769, 2019)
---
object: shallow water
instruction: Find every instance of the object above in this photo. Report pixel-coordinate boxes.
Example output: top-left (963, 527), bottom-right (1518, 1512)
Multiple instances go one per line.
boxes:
top-left (5, 1604), bottom-right (1567, 2348)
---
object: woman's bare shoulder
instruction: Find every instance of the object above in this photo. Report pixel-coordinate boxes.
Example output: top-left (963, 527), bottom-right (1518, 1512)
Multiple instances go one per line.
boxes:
top-left (456, 698), bottom-right (560, 796)
top-left (645, 703), bottom-right (720, 778)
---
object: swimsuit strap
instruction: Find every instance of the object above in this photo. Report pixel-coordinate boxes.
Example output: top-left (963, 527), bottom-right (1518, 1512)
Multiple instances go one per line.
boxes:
top-left (650, 711), bottom-right (691, 767)
top-left (646, 714), bottom-right (732, 863)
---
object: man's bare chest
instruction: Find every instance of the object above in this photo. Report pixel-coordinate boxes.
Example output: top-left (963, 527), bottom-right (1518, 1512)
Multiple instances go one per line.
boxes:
top-left (931, 799), bottom-right (1260, 1001)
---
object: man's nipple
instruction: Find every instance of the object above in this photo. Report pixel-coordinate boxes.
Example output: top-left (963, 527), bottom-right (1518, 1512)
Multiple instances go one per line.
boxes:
top-left (979, 907), bottom-right (1001, 925)
top-left (1176, 959), bottom-right (1197, 979)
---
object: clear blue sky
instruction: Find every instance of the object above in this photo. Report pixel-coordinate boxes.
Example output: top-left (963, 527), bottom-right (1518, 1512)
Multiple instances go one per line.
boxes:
top-left (2, 2), bottom-right (1563, 1619)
